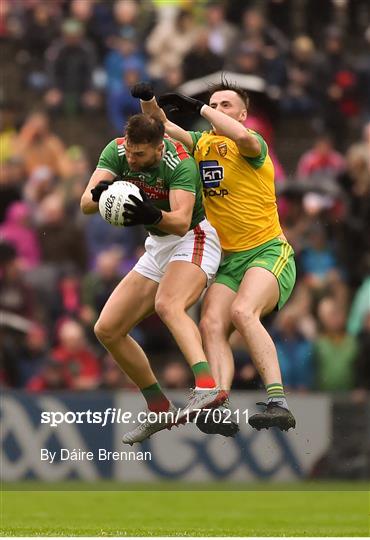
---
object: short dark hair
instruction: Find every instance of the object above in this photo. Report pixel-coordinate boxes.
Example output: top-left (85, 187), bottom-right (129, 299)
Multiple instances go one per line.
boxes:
top-left (126, 114), bottom-right (165, 146)
top-left (208, 78), bottom-right (250, 109)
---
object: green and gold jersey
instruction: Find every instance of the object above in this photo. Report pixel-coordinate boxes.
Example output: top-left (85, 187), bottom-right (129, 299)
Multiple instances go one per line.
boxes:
top-left (97, 136), bottom-right (205, 235)
top-left (189, 130), bottom-right (282, 252)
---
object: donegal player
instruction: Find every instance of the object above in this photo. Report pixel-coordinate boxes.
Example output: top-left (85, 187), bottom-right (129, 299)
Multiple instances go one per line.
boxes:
top-left (133, 82), bottom-right (296, 433)
top-left (81, 114), bottom-right (226, 444)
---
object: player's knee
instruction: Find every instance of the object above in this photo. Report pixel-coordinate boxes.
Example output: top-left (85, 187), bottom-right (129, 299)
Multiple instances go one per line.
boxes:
top-left (199, 314), bottom-right (223, 338)
top-left (94, 319), bottom-right (116, 345)
top-left (231, 303), bottom-right (258, 329)
top-left (154, 296), bottom-right (177, 322)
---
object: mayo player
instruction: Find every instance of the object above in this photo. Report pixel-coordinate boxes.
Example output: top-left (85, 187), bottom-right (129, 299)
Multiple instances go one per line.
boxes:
top-left (133, 82), bottom-right (296, 434)
top-left (81, 114), bottom-right (226, 444)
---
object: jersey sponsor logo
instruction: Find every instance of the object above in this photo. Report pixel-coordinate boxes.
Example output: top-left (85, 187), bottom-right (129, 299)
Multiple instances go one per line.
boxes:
top-left (155, 177), bottom-right (165, 189)
top-left (217, 143), bottom-right (228, 157)
top-left (199, 160), bottom-right (224, 188)
top-left (203, 188), bottom-right (229, 198)
top-left (124, 178), bottom-right (168, 200)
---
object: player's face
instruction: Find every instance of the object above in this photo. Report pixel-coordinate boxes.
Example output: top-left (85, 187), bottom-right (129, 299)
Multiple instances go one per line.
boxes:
top-left (125, 141), bottom-right (164, 171)
top-left (209, 90), bottom-right (247, 126)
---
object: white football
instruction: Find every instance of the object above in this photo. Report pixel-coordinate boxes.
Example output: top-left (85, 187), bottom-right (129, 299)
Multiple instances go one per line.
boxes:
top-left (98, 181), bottom-right (142, 226)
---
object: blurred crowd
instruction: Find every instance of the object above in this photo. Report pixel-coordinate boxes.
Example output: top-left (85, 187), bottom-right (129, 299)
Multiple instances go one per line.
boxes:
top-left (0, 0), bottom-right (369, 397)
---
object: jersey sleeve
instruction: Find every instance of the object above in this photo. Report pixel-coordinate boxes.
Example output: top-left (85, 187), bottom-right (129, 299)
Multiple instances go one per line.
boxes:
top-left (96, 140), bottom-right (121, 176)
top-left (169, 157), bottom-right (200, 194)
top-left (243, 130), bottom-right (268, 169)
top-left (188, 131), bottom-right (204, 153)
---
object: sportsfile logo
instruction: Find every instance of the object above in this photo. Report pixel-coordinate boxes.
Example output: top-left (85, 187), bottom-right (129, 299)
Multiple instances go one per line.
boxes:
top-left (40, 408), bottom-right (249, 427)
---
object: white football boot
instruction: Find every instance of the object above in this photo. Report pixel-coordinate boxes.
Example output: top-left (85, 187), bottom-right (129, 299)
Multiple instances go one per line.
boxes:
top-left (177, 387), bottom-right (228, 424)
top-left (122, 403), bottom-right (179, 445)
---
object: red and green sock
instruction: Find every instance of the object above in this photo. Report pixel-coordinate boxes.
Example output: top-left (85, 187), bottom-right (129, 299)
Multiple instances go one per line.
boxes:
top-left (192, 361), bottom-right (216, 389)
top-left (141, 382), bottom-right (170, 413)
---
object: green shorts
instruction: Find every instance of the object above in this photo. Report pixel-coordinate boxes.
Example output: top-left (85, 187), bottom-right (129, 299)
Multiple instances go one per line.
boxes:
top-left (215, 237), bottom-right (296, 310)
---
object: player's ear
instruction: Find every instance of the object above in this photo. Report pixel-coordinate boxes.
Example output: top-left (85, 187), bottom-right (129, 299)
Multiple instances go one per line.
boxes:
top-left (240, 109), bottom-right (247, 123)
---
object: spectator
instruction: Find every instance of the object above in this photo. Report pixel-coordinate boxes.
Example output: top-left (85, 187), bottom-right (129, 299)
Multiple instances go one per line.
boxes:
top-left (0, 101), bottom-right (18, 165)
top-left (227, 42), bottom-right (265, 78)
top-left (21, 2), bottom-right (60, 91)
top-left (161, 360), bottom-right (191, 389)
top-left (85, 211), bottom-right (142, 266)
top-left (273, 306), bottom-right (314, 391)
top-left (153, 66), bottom-right (184, 97)
top-left (231, 6), bottom-right (288, 96)
top-left (0, 158), bottom-right (25, 223)
top-left (203, 0), bottom-right (237, 58)
top-left (44, 19), bottom-right (100, 114)
top-left (357, 27), bottom-right (370, 120)
top-left (337, 135), bottom-right (370, 285)
top-left (13, 111), bottom-right (70, 177)
top-left (27, 360), bottom-right (67, 392)
top-left (244, 114), bottom-right (286, 182)
top-left (354, 312), bottom-right (370, 393)
top-left (53, 268), bottom-right (82, 322)
top-left (36, 192), bottom-right (87, 273)
top-left (2, 323), bottom-right (49, 387)
top-left (104, 28), bottom-right (146, 93)
top-left (182, 27), bottom-right (224, 81)
top-left (0, 242), bottom-right (36, 320)
top-left (61, 146), bottom-right (92, 223)
top-left (281, 35), bottom-right (318, 115)
top-left (69, 0), bottom-right (115, 61)
top-left (112, 0), bottom-right (154, 46)
top-left (0, 201), bottom-right (41, 270)
top-left (99, 353), bottom-right (134, 390)
top-left (314, 26), bottom-right (359, 138)
top-left (106, 59), bottom-right (142, 133)
top-left (300, 223), bottom-right (341, 292)
top-left (237, 6), bottom-right (289, 56)
top-left (50, 319), bottom-right (101, 390)
top-left (314, 297), bottom-right (357, 391)
top-left (230, 331), bottom-right (260, 390)
top-left (146, 9), bottom-right (200, 80)
top-left (347, 277), bottom-right (370, 336)
top-left (296, 134), bottom-right (345, 180)
top-left (81, 247), bottom-right (123, 325)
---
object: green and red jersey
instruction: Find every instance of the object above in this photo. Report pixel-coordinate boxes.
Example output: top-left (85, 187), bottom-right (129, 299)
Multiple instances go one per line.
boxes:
top-left (97, 136), bottom-right (205, 235)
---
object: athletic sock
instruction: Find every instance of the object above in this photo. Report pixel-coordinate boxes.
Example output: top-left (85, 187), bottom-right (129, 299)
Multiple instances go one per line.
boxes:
top-left (141, 382), bottom-right (170, 413)
top-left (192, 361), bottom-right (216, 389)
top-left (266, 382), bottom-right (289, 410)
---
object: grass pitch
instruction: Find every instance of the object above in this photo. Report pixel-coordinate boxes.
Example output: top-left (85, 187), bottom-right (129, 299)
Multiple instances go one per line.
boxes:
top-left (1, 482), bottom-right (369, 536)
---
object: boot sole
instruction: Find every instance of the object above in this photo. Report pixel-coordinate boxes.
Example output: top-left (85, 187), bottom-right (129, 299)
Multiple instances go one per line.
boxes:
top-left (249, 415), bottom-right (296, 431)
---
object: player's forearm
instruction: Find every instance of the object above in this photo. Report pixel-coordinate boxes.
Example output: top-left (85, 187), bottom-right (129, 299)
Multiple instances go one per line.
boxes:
top-left (155, 209), bottom-right (191, 237)
top-left (140, 98), bottom-right (193, 152)
top-left (80, 193), bottom-right (99, 214)
top-left (200, 105), bottom-right (260, 154)
top-left (164, 120), bottom-right (194, 152)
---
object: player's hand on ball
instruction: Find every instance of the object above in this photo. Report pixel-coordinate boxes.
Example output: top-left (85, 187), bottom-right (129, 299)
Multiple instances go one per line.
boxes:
top-left (123, 189), bottom-right (163, 226)
top-left (131, 82), bottom-right (154, 101)
top-left (158, 93), bottom-right (204, 114)
top-left (91, 180), bottom-right (114, 202)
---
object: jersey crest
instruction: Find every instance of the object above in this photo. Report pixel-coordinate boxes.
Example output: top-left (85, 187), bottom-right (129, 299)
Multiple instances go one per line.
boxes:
top-left (217, 142), bottom-right (228, 157)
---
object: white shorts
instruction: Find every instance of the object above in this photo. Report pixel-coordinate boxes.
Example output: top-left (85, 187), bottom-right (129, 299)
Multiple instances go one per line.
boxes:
top-left (133, 219), bottom-right (221, 285)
